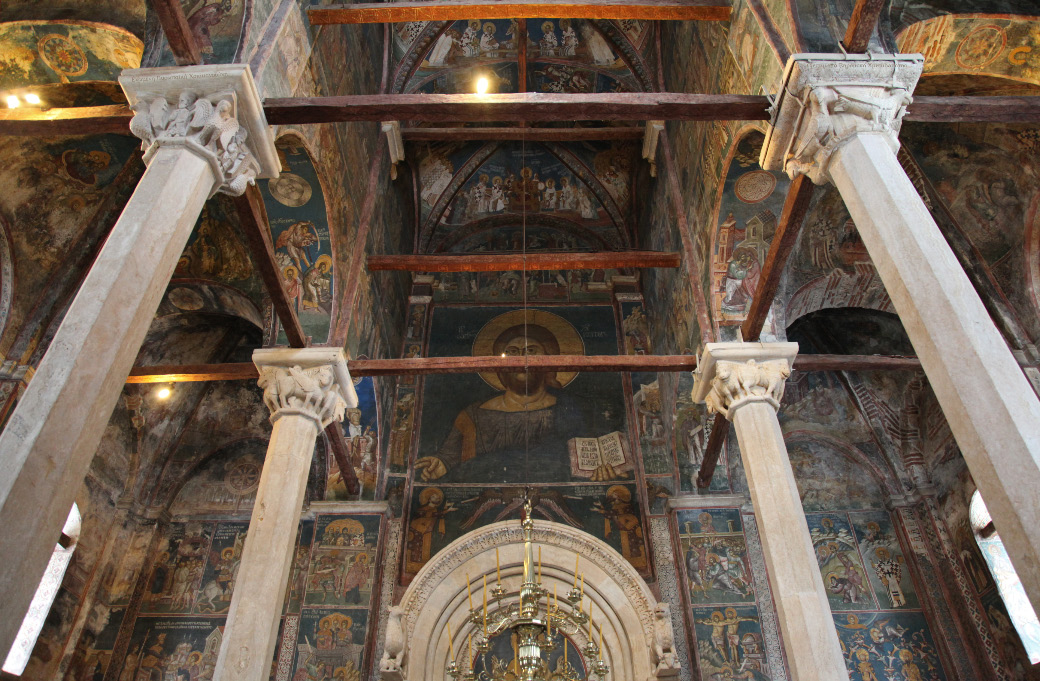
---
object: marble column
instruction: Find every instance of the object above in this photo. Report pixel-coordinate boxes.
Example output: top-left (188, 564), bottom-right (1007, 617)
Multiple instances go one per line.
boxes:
top-left (0, 64), bottom-right (279, 654)
top-left (761, 53), bottom-right (1040, 616)
top-left (691, 342), bottom-right (847, 681)
top-left (213, 348), bottom-right (357, 681)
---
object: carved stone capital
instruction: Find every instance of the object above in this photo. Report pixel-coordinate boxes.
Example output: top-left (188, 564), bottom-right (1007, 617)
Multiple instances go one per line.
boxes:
top-left (760, 53), bottom-right (924, 185)
top-left (119, 64), bottom-right (280, 196)
top-left (691, 342), bottom-right (799, 420)
top-left (252, 348), bottom-right (358, 428)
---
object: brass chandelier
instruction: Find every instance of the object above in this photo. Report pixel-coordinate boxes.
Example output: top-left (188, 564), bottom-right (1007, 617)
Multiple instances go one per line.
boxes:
top-left (445, 500), bottom-right (610, 681)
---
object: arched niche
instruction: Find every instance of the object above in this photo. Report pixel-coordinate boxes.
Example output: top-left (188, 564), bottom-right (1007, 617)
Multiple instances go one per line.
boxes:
top-left (383, 519), bottom-right (678, 681)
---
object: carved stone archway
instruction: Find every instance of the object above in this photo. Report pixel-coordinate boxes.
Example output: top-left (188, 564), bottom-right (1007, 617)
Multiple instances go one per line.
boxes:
top-left (381, 520), bottom-right (679, 681)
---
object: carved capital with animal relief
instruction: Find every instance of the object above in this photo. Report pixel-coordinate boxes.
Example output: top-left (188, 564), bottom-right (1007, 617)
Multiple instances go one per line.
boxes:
top-left (119, 64), bottom-right (280, 196)
top-left (252, 348), bottom-right (358, 428)
top-left (690, 342), bottom-right (799, 420)
top-left (760, 53), bottom-right (924, 184)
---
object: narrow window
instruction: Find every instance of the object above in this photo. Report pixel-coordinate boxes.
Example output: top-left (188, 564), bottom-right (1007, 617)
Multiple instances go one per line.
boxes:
top-left (970, 491), bottom-right (1040, 664)
top-left (2, 504), bottom-right (81, 676)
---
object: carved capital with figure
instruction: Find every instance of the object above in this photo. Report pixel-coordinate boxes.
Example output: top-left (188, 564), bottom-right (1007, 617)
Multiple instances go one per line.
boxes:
top-left (252, 348), bottom-right (359, 428)
top-left (760, 53), bottom-right (924, 184)
top-left (119, 64), bottom-right (280, 196)
top-left (690, 342), bottom-right (799, 420)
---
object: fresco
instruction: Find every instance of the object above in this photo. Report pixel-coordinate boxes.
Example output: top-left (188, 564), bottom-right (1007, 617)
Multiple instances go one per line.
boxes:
top-left (175, 197), bottom-right (264, 308)
top-left (785, 440), bottom-right (886, 512)
top-left (140, 523), bottom-right (214, 615)
top-left (305, 515), bottom-right (380, 607)
top-left (168, 440), bottom-right (268, 518)
top-left (898, 14), bottom-right (1040, 94)
top-left (471, 628), bottom-right (587, 680)
top-left (850, 511), bottom-right (920, 611)
top-left (692, 605), bottom-right (769, 680)
top-left (290, 608), bottom-right (369, 681)
top-left (430, 270), bottom-right (623, 304)
top-left (0, 21), bottom-right (142, 91)
top-left (260, 143), bottom-right (335, 345)
top-left (807, 512), bottom-right (879, 611)
top-left (416, 306), bottom-right (628, 484)
top-left (328, 376), bottom-right (381, 500)
top-left (152, 0), bottom-right (246, 66)
top-left (404, 483), bottom-right (649, 578)
top-left (833, 611), bottom-right (948, 681)
top-left (631, 371), bottom-right (672, 476)
top-left (420, 142), bottom-right (631, 252)
top-left (710, 133), bottom-right (789, 328)
top-left (674, 372), bottom-right (729, 493)
top-left (398, 18), bottom-right (644, 95)
top-left (676, 508), bottom-right (755, 605)
top-left (121, 616), bottom-right (226, 681)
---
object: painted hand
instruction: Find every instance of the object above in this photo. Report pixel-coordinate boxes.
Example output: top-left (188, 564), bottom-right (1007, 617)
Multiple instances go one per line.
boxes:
top-left (415, 456), bottom-right (447, 481)
top-left (590, 464), bottom-right (626, 481)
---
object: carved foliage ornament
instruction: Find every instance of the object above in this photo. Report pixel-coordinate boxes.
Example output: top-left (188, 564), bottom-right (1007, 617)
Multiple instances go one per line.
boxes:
top-left (760, 55), bottom-right (925, 185)
top-left (128, 89), bottom-right (261, 196)
top-left (704, 359), bottom-right (791, 419)
top-left (257, 363), bottom-right (349, 427)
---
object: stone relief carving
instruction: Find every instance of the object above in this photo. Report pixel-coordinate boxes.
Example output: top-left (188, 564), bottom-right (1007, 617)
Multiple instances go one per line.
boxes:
top-left (760, 55), bottom-right (924, 185)
top-left (653, 602), bottom-right (681, 677)
top-left (257, 364), bottom-right (349, 427)
top-left (705, 359), bottom-right (791, 418)
top-left (129, 88), bottom-right (261, 195)
top-left (380, 605), bottom-right (408, 680)
top-left (648, 518), bottom-right (691, 681)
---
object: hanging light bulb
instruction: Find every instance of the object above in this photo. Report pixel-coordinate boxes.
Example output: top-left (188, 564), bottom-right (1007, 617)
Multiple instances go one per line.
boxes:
top-left (23, 93), bottom-right (40, 105)
top-left (5, 96), bottom-right (19, 109)
top-left (156, 385), bottom-right (172, 399)
top-left (476, 77), bottom-right (490, 95)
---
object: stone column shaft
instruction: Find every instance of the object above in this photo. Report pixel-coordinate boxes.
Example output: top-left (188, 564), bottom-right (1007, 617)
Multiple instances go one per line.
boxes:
top-left (0, 147), bottom-right (217, 654)
top-left (0, 64), bottom-right (278, 656)
top-left (829, 132), bottom-right (1040, 613)
top-left (693, 343), bottom-right (847, 681)
top-left (761, 52), bottom-right (1040, 616)
top-left (729, 402), bottom-right (847, 681)
top-left (214, 348), bottom-right (357, 681)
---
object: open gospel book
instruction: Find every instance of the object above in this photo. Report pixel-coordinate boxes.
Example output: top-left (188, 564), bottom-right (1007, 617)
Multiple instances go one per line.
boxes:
top-left (567, 432), bottom-right (632, 478)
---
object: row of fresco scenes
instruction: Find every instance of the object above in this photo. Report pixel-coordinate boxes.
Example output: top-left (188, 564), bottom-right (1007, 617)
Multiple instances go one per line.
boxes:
top-left (82, 514), bottom-right (383, 681)
top-left (674, 506), bottom-right (949, 681)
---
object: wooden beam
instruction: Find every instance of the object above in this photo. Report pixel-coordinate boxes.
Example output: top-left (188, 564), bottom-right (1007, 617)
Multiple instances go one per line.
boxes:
top-left (367, 251), bottom-right (681, 273)
top-left (232, 185), bottom-right (309, 348)
top-left (0, 104), bottom-right (132, 136)
top-left (309, 0), bottom-right (731, 24)
top-left (326, 421), bottom-right (361, 495)
top-left (401, 126), bottom-right (645, 142)
top-left (126, 363), bottom-right (260, 383)
top-left (905, 96), bottom-right (1040, 123)
top-left (793, 354), bottom-right (921, 372)
top-left (348, 355), bottom-right (700, 376)
top-left (150, 0), bottom-right (203, 65)
top-left (126, 354), bottom-right (924, 384)
top-left (842, 0), bottom-right (885, 53)
top-left (264, 93), bottom-right (772, 125)
top-left (6, 96), bottom-right (1040, 137)
top-left (740, 175), bottom-right (814, 342)
top-left (696, 413), bottom-right (728, 488)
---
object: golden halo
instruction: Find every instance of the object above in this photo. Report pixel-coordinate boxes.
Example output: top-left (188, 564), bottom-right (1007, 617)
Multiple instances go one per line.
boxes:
top-left (472, 309), bottom-right (584, 390)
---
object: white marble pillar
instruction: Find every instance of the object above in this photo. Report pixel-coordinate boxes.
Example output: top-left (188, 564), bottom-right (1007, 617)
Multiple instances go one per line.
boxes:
top-left (0, 64), bottom-right (279, 654)
top-left (762, 52), bottom-right (1040, 617)
top-left (692, 342), bottom-right (847, 681)
top-left (213, 348), bottom-right (357, 681)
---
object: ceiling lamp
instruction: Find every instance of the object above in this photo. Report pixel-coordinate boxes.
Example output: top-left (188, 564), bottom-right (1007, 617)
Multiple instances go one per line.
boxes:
top-left (445, 500), bottom-right (610, 681)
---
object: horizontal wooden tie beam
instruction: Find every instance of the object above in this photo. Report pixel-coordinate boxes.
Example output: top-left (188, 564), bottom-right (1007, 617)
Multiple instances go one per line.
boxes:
top-left (3, 96), bottom-right (1040, 136)
top-left (367, 251), bottom-right (681, 272)
top-left (309, 0), bottom-right (730, 25)
top-left (401, 126), bottom-right (645, 142)
top-left (264, 93), bottom-right (771, 124)
top-left (126, 354), bottom-right (922, 383)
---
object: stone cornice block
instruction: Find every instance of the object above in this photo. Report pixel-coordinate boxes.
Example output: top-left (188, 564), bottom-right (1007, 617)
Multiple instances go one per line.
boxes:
top-left (119, 64), bottom-right (280, 179)
top-left (690, 341), bottom-right (798, 404)
top-left (760, 53), bottom-right (924, 184)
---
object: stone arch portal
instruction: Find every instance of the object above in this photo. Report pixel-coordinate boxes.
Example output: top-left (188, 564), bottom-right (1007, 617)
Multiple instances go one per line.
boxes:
top-left (381, 519), bottom-right (680, 681)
